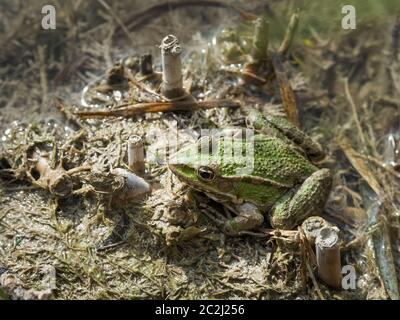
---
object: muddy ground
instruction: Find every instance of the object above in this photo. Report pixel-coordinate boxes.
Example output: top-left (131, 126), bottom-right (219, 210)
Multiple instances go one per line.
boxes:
top-left (0, 0), bottom-right (399, 300)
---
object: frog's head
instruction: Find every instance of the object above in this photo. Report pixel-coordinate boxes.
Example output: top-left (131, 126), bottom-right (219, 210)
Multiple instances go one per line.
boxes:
top-left (169, 133), bottom-right (299, 210)
top-left (168, 137), bottom-right (238, 202)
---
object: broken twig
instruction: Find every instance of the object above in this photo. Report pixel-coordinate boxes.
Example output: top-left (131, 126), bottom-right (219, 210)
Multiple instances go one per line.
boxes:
top-left (140, 54), bottom-right (153, 75)
top-left (160, 35), bottom-right (186, 100)
top-left (73, 99), bottom-right (240, 118)
top-left (316, 226), bottom-right (342, 289)
top-left (278, 12), bottom-right (299, 55)
top-left (251, 17), bottom-right (269, 62)
top-left (301, 216), bottom-right (331, 246)
top-left (128, 136), bottom-right (145, 175)
top-left (118, 1), bottom-right (256, 34)
top-left (340, 137), bottom-right (382, 198)
top-left (363, 188), bottom-right (400, 300)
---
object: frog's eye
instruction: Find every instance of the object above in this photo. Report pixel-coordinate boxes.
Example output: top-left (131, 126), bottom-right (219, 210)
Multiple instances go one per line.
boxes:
top-left (197, 166), bottom-right (215, 181)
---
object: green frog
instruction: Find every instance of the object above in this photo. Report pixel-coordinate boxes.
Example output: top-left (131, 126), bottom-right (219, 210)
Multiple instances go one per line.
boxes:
top-left (168, 110), bottom-right (332, 235)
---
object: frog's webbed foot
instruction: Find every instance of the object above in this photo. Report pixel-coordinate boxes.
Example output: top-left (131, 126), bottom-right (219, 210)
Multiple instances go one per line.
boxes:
top-left (270, 168), bottom-right (332, 229)
top-left (203, 203), bottom-right (264, 236)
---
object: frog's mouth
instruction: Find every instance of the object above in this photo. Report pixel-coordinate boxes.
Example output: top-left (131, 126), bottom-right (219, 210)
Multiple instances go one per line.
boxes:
top-left (168, 163), bottom-right (236, 202)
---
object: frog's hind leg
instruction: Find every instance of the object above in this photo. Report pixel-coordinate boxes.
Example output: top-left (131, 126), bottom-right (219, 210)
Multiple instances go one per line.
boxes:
top-left (269, 168), bottom-right (332, 229)
top-left (247, 110), bottom-right (325, 160)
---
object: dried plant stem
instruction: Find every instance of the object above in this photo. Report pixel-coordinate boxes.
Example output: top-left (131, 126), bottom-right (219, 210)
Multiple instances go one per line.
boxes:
top-left (66, 166), bottom-right (91, 176)
top-left (278, 12), bottom-right (299, 55)
top-left (344, 77), bottom-right (367, 147)
top-left (306, 258), bottom-right (325, 299)
top-left (238, 229), bottom-right (298, 239)
top-left (301, 216), bottom-right (331, 246)
top-left (160, 35), bottom-right (186, 100)
top-left (252, 17), bottom-right (269, 61)
top-left (97, 0), bottom-right (135, 46)
top-left (271, 53), bottom-right (300, 127)
top-left (140, 54), bottom-right (153, 75)
top-left (74, 99), bottom-right (240, 118)
top-left (128, 136), bottom-right (145, 175)
top-left (37, 45), bottom-right (48, 105)
top-left (367, 200), bottom-right (400, 300)
top-left (222, 67), bottom-right (267, 83)
top-left (340, 138), bottom-right (382, 198)
top-left (125, 70), bottom-right (163, 100)
top-left (299, 228), bottom-right (325, 299)
top-left (119, 1), bottom-right (256, 34)
top-left (54, 97), bottom-right (86, 129)
top-left (316, 227), bottom-right (342, 289)
top-left (359, 154), bottom-right (400, 179)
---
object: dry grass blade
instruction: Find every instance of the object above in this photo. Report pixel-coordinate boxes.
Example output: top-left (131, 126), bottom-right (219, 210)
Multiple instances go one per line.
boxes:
top-left (344, 78), bottom-right (367, 147)
top-left (125, 70), bottom-right (163, 100)
top-left (372, 222), bottom-right (400, 300)
top-left (366, 199), bottom-right (400, 300)
top-left (271, 53), bottom-right (300, 127)
top-left (97, 0), bottom-right (135, 46)
top-left (299, 228), bottom-right (324, 299)
top-left (54, 97), bottom-right (85, 129)
top-left (278, 12), bottom-right (299, 56)
top-left (340, 137), bottom-right (382, 198)
top-left (118, 0), bottom-right (255, 34)
top-left (224, 67), bottom-right (267, 83)
top-left (305, 260), bottom-right (325, 300)
top-left (73, 99), bottom-right (240, 118)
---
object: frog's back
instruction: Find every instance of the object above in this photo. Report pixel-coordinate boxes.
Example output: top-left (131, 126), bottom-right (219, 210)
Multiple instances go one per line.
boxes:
top-left (254, 136), bottom-right (318, 185)
top-left (219, 135), bottom-right (318, 187)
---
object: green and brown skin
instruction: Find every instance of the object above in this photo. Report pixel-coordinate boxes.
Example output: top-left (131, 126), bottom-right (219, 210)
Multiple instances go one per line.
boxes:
top-left (169, 110), bottom-right (332, 235)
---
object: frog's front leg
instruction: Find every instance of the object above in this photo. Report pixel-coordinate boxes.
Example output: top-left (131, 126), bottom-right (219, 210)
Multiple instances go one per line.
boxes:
top-left (269, 168), bottom-right (332, 229)
top-left (223, 203), bottom-right (264, 236)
